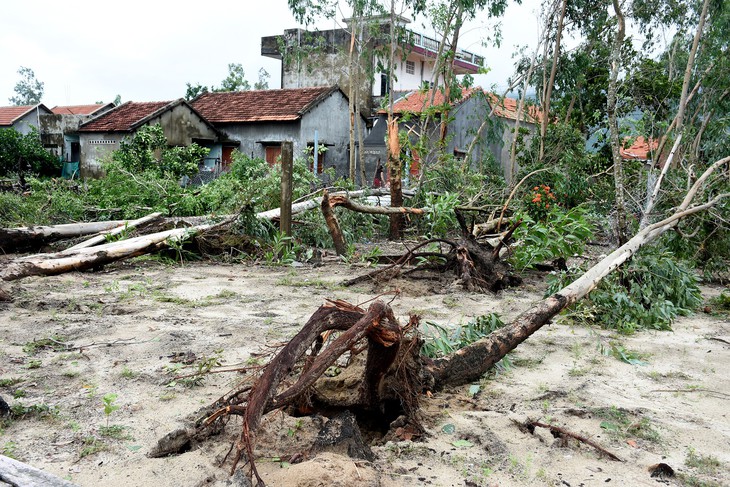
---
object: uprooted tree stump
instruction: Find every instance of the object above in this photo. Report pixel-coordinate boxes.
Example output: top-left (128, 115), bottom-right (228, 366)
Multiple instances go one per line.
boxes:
top-left (342, 210), bottom-right (522, 293)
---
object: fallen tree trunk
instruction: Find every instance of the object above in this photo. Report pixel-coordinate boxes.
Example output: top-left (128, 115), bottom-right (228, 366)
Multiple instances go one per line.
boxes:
top-left (65, 212), bottom-right (163, 251)
top-left (0, 454), bottom-right (77, 487)
top-left (0, 220), bottom-right (128, 253)
top-left (328, 194), bottom-right (424, 215)
top-left (429, 156), bottom-right (730, 386)
top-left (0, 216), bottom-right (236, 282)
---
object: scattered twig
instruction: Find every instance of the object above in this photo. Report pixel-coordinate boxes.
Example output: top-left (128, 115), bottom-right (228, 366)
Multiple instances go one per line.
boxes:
top-left (527, 420), bottom-right (623, 461)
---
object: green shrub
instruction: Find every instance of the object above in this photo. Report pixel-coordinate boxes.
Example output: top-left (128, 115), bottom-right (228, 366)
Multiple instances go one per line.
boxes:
top-left (0, 127), bottom-right (61, 177)
top-left (546, 249), bottom-right (702, 334)
top-left (511, 205), bottom-right (594, 271)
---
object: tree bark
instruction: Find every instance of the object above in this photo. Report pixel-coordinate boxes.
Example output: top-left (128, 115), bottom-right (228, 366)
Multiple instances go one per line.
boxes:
top-left (321, 191), bottom-right (347, 256)
top-left (607, 0), bottom-right (628, 245)
top-left (539, 0), bottom-right (567, 163)
top-left (0, 454), bottom-right (77, 487)
top-left (0, 220), bottom-right (129, 253)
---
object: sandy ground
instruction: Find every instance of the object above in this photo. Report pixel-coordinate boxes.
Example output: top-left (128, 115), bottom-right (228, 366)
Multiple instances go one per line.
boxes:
top-left (0, 254), bottom-right (728, 487)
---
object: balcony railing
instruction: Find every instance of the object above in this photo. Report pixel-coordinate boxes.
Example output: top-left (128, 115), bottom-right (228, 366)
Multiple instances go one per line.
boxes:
top-left (406, 29), bottom-right (484, 67)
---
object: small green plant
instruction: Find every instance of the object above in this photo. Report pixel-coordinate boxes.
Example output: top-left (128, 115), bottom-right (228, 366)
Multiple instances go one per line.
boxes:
top-left (120, 367), bottom-right (137, 380)
top-left (264, 231), bottom-right (301, 265)
top-left (2, 441), bottom-right (18, 459)
top-left (26, 359), bottom-right (42, 369)
top-left (79, 436), bottom-right (106, 458)
top-left (686, 447), bottom-right (722, 474)
top-left (10, 402), bottom-right (59, 420)
top-left (99, 424), bottom-right (132, 440)
top-left (22, 336), bottom-right (68, 355)
top-left (598, 340), bottom-right (650, 366)
top-left (102, 393), bottom-right (120, 427)
top-left (421, 313), bottom-right (506, 358)
top-left (0, 377), bottom-right (23, 387)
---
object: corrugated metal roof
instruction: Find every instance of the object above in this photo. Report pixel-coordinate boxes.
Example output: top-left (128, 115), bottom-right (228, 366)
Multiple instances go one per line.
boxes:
top-left (190, 86), bottom-right (338, 123)
top-left (78, 101), bottom-right (172, 132)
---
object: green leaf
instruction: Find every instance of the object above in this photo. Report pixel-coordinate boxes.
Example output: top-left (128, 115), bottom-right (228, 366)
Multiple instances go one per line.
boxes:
top-left (451, 439), bottom-right (473, 448)
top-left (600, 421), bottom-right (619, 431)
top-left (441, 423), bottom-right (456, 434)
top-left (468, 384), bottom-right (481, 397)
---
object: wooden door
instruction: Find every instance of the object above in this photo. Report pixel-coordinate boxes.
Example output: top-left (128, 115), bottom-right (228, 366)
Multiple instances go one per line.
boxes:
top-left (265, 146), bottom-right (282, 166)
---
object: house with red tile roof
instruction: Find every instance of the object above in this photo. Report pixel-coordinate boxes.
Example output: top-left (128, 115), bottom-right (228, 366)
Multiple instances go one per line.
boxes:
top-left (77, 99), bottom-right (221, 178)
top-left (0, 104), bottom-right (53, 135)
top-left (191, 86), bottom-right (363, 178)
top-left (362, 88), bottom-right (540, 182)
top-left (620, 136), bottom-right (658, 162)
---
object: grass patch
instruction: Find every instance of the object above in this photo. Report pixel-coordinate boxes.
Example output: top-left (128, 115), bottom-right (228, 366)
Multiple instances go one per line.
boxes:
top-left (686, 447), bottom-right (722, 474)
top-left (79, 436), bottom-right (107, 458)
top-left (99, 425), bottom-right (133, 440)
top-left (0, 378), bottom-right (24, 387)
top-left (592, 406), bottom-right (661, 443)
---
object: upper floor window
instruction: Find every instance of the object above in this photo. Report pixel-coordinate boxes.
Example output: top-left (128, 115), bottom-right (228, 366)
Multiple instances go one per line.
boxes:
top-left (405, 60), bottom-right (415, 75)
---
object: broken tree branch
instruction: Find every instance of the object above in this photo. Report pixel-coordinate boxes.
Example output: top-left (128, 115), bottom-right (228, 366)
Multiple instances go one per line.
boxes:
top-left (527, 420), bottom-right (622, 461)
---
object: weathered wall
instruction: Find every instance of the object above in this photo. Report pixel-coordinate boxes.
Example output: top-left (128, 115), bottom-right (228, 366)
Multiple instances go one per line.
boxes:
top-left (79, 133), bottom-right (124, 178)
top-left (10, 111), bottom-right (41, 136)
top-left (146, 104), bottom-right (218, 146)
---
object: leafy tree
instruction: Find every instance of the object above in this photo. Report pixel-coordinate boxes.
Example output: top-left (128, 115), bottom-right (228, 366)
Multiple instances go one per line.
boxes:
top-left (112, 124), bottom-right (207, 179)
top-left (254, 68), bottom-right (270, 90)
top-left (185, 83), bottom-right (209, 101)
top-left (9, 66), bottom-right (44, 105)
top-left (214, 63), bottom-right (251, 92)
top-left (0, 127), bottom-right (59, 177)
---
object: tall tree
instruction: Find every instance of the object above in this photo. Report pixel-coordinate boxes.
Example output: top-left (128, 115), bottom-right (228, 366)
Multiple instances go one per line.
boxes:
top-left (607, 0), bottom-right (629, 245)
top-left (184, 83), bottom-right (209, 101)
top-left (254, 68), bottom-right (271, 90)
top-left (9, 67), bottom-right (44, 106)
top-left (215, 63), bottom-right (251, 92)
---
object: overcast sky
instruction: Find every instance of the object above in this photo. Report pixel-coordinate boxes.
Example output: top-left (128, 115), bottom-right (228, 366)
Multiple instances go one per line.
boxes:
top-left (0, 0), bottom-right (546, 108)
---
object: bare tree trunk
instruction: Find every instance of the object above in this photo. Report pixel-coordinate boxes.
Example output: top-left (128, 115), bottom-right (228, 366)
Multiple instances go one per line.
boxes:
top-left (348, 9), bottom-right (359, 182)
top-left (539, 0), bottom-right (566, 163)
top-left (66, 212), bottom-right (162, 251)
top-left (387, 0), bottom-right (403, 239)
top-left (388, 118), bottom-right (404, 239)
top-left (438, 4), bottom-right (464, 146)
top-left (607, 0), bottom-right (628, 245)
top-left (676, 0), bottom-right (710, 137)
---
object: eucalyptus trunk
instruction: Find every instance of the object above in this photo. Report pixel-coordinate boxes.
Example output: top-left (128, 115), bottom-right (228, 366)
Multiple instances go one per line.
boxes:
top-left (607, 0), bottom-right (628, 245)
top-left (539, 0), bottom-right (567, 163)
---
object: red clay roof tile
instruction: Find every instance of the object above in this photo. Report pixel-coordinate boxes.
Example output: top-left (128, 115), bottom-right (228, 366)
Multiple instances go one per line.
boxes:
top-left (0, 105), bottom-right (38, 126)
top-left (51, 104), bottom-right (110, 116)
top-left (78, 101), bottom-right (172, 132)
top-left (620, 136), bottom-right (657, 161)
top-left (384, 88), bottom-right (542, 124)
top-left (190, 87), bottom-right (337, 123)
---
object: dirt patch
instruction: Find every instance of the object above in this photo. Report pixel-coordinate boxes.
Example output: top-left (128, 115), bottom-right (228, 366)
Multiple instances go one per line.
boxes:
top-left (1, 256), bottom-right (728, 486)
